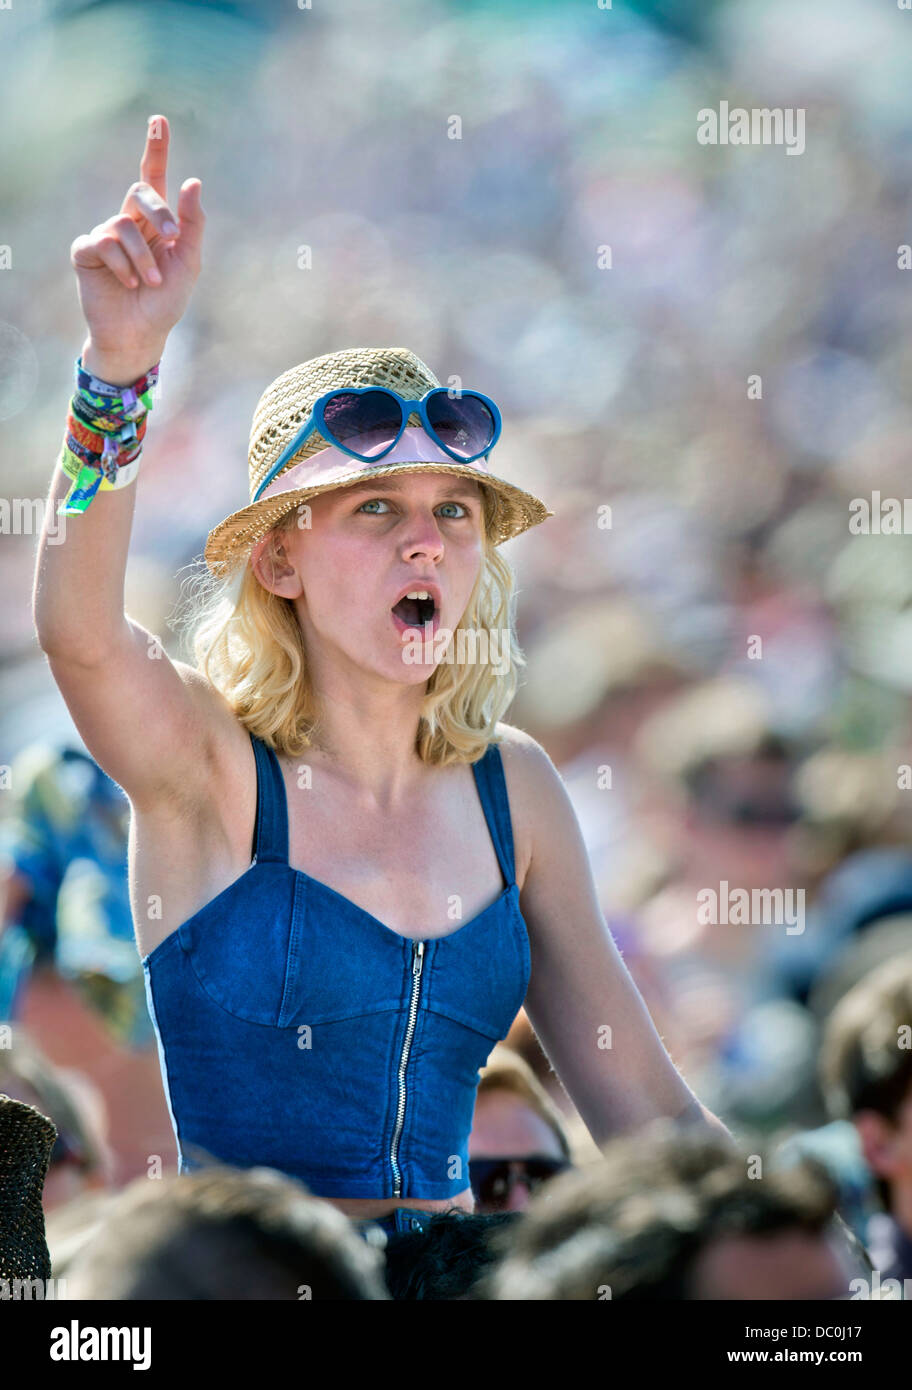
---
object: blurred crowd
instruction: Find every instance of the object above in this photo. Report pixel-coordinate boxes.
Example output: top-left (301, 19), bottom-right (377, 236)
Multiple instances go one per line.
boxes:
top-left (3, 0), bottom-right (912, 1299)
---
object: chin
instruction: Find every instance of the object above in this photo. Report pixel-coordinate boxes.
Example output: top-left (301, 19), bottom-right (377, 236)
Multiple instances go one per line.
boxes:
top-left (391, 659), bottom-right (439, 685)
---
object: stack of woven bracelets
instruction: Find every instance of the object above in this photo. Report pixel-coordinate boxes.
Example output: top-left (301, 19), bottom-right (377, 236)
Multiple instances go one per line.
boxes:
top-left (57, 354), bottom-right (160, 516)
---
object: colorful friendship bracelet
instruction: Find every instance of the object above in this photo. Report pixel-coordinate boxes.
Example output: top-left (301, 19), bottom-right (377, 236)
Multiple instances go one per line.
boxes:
top-left (66, 411), bottom-right (148, 458)
top-left (75, 357), bottom-right (159, 409)
top-left (57, 354), bottom-right (160, 516)
top-left (70, 396), bottom-right (146, 434)
top-left (62, 428), bottom-right (143, 479)
top-left (66, 395), bottom-right (148, 471)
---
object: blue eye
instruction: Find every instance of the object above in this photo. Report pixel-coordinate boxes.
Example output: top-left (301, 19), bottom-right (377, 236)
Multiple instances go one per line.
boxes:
top-left (357, 499), bottom-right (469, 517)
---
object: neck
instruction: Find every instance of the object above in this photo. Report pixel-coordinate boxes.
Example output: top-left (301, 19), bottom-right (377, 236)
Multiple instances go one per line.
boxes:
top-left (302, 677), bottom-right (433, 810)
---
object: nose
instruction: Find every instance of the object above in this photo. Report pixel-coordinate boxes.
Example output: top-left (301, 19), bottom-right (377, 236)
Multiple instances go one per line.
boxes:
top-left (504, 1166), bottom-right (534, 1213)
top-left (401, 508), bottom-right (445, 562)
top-left (504, 1182), bottom-right (532, 1212)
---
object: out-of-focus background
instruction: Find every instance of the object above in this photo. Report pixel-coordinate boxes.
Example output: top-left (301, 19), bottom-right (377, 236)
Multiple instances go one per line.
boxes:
top-left (2, 0), bottom-right (912, 1261)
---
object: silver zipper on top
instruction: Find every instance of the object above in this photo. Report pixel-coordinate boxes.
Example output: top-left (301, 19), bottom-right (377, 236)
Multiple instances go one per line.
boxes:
top-left (389, 939), bottom-right (425, 1198)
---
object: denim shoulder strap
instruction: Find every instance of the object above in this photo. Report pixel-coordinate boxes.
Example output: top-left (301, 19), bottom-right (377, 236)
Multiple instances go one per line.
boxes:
top-left (248, 731), bottom-right (289, 864)
top-left (470, 741), bottom-right (516, 887)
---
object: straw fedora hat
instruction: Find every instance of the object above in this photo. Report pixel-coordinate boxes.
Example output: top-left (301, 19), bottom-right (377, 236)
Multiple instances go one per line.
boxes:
top-left (203, 346), bottom-right (554, 576)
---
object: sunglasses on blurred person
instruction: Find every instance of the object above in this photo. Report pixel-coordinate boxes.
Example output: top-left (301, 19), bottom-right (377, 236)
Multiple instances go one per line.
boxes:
top-left (469, 1155), bottom-right (572, 1208)
top-left (690, 769), bottom-right (801, 827)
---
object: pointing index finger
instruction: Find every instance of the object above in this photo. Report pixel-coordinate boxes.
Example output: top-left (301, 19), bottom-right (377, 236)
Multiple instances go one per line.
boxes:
top-left (140, 114), bottom-right (169, 203)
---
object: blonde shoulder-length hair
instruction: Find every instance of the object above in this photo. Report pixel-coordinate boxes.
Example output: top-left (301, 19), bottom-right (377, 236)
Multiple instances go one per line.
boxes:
top-left (173, 487), bottom-right (527, 766)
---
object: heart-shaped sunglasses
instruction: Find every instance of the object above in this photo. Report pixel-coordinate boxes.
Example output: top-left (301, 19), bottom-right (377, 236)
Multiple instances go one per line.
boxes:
top-left (253, 386), bottom-right (502, 502)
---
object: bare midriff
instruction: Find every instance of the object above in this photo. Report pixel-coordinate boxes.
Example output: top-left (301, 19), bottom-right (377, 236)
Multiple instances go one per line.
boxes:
top-left (324, 1187), bottom-right (476, 1221)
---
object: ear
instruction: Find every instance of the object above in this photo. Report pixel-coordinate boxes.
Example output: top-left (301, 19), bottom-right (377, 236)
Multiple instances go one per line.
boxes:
top-left (251, 533), bottom-right (304, 599)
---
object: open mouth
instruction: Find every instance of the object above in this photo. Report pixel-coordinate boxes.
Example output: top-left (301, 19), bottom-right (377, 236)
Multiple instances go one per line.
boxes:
top-left (391, 593), bottom-right (438, 631)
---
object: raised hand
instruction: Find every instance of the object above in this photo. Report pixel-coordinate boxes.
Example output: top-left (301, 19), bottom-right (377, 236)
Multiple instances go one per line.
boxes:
top-left (70, 114), bottom-right (204, 372)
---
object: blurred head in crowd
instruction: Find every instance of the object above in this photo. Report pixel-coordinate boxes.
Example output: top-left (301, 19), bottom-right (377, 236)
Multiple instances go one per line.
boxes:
top-left (63, 1166), bottom-right (389, 1300)
top-left (790, 750), bottom-right (912, 889)
top-left (0, 740), bottom-right (155, 1049)
top-left (468, 1044), bottom-right (573, 1213)
top-left (479, 1119), bottom-right (854, 1300)
top-left (0, 742), bottom-right (131, 967)
top-left (634, 678), bottom-right (801, 893)
top-left (0, 1026), bottom-right (112, 1211)
top-left (819, 951), bottom-right (912, 1227)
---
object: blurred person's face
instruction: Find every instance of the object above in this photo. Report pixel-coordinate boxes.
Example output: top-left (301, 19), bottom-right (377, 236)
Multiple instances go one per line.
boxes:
top-left (252, 471), bottom-right (485, 689)
top-left (683, 754), bottom-right (799, 888)
top-left (854, 1078), bottom-right (912, 1223)
top-left (686, 1228), bottom-right (849, 1300)
top-left (468, 1089), bottom-right (569, 1213)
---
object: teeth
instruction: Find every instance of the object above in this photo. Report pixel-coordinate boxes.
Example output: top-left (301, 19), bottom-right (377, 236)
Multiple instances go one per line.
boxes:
top-left (405, 591), bottom-right (431, 601)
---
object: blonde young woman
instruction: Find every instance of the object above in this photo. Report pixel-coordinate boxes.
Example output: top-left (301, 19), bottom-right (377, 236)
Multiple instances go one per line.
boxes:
top-left (34, 116), bottom-right (732, 1246)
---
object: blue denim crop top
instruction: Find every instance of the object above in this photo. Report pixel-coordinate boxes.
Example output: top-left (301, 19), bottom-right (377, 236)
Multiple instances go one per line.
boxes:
top-left (141, 731), bottom-right (531, 1200)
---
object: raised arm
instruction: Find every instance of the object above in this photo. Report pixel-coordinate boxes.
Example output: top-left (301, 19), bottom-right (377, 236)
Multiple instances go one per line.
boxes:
top-left (33, 115), bottom-right (222, 812)
top-left (504, 731), bottom-right (736, 1151)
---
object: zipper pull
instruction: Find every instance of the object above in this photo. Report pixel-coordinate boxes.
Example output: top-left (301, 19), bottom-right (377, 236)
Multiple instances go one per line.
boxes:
top-left (413, 940), bottom-right (425, 975)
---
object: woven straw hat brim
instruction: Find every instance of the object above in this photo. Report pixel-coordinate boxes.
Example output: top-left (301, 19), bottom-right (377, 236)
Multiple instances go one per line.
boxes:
top-left (204, 463), bottom-right (554, 577)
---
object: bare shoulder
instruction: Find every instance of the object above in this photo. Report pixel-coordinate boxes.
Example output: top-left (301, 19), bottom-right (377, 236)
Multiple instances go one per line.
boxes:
top-left (491, 722), bottom-right (566, 885)
top-left (493, 721), bottom-right (561, 781)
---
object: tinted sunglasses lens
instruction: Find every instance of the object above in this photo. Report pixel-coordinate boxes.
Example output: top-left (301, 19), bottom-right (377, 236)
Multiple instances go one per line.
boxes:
top-left (526, 1159), bottom-right (568, 1186)
top-left (322, 390), bottom-right (403, 459)
top-left (471, 1159), bottom-right (566, 1206)
top-left (473, 1162), bottom-right (510, 1206)
top-left (425, 393), bottom-right (495, 458)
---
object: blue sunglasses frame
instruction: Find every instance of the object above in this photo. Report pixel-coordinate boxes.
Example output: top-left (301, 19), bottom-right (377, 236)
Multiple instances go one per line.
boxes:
top-left (253, 386), bottom-right (502, 502)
